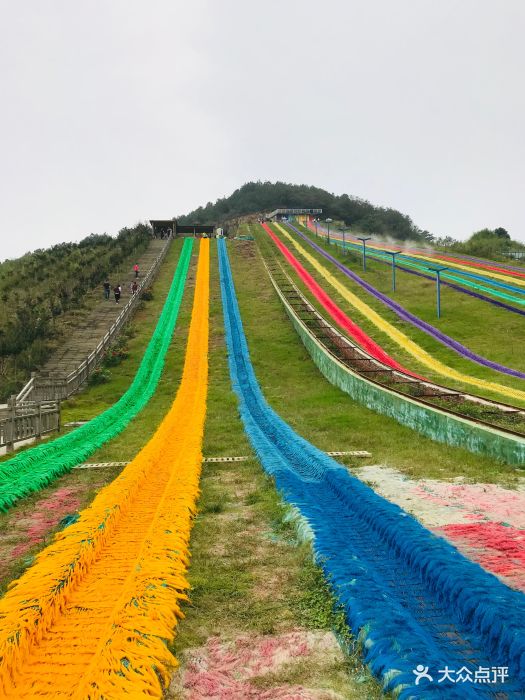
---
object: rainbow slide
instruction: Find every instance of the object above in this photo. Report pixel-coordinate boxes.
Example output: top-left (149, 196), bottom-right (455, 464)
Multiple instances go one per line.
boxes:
top-left (261, 222), bottom-right (422, 378)
top-left (274, 224), bottom-right (525, 403)
top-left (288, 223), bottom-right (525, 379)
top-left (307, 218), bottom-right (525, 283)
top-left (307, 220), bottom-right (525, 307)
top-left (0, 239), bottom-right (193, 511)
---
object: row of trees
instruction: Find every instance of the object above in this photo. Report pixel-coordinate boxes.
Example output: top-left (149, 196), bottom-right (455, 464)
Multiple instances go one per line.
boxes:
top-left (178, 181), bottom-right (433, 242)
top-left (437, 228), bottom-right (524, 260)
top-left (0, 224), bottom-right (152, 400)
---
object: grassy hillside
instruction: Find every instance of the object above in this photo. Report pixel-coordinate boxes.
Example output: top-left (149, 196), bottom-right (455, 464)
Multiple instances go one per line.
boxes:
top-left (0, 224), bottom-right (151, 400)
top-left (0, 238), bottom-right (519, 696)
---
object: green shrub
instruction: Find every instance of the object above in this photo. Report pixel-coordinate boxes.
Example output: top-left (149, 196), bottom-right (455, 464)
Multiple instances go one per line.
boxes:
top-left (103, 348), bottom-right (129, 367)
top-left (87, 367), bottom-right (111, 386)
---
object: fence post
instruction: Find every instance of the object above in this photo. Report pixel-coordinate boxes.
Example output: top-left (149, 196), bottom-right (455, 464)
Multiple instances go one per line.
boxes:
top-left (36, 401), bottom-right (42, 439)
top-left (5, 395), bottom-right (16, 453)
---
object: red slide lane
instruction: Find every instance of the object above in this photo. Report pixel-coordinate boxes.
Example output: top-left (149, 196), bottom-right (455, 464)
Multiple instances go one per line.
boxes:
top-left (262, 223), bottom-right (424, 379)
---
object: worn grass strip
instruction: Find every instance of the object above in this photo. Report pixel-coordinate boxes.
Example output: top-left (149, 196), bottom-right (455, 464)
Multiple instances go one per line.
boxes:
top-left (0, 240), bottom-right (209, 698)
top-left (0, 239), bottom-right (193, 512)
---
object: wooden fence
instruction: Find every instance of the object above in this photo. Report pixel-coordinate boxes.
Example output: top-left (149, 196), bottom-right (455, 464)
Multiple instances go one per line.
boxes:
top-left (0, 397), bottom-right (60, 453)
top-left (16, 238), bottom-right (171, 403)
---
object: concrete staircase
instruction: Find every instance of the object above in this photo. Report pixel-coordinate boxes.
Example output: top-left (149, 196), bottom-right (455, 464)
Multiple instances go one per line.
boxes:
top-left (40, 239), bottom-right (166, 375)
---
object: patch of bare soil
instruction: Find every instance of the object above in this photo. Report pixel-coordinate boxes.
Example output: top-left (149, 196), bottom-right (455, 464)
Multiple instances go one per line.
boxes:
top-left (235, 241), bottom-right (257, 260)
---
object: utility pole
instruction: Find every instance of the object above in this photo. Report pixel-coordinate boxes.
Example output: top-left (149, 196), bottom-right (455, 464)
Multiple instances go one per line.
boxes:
top-left (340, 226), bottom-right (350, 255)
top-left (357, 237), bottom-right (372, 272)
top-left (384, 251), bottom-right (402, 291)
top-left (428, 266), bottom-right (448, 318)
top-left (326, 218), bottom-right (333, 245)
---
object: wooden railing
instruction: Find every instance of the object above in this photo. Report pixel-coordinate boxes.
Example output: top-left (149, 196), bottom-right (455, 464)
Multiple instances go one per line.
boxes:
top-left (0, 397), bottom-right (60, 453)
top-left (16, 238), bottom-right (172, 403)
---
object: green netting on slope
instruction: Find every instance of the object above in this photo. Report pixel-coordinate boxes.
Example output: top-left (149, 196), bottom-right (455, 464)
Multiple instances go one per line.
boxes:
top-left (0, 238), bottom-right (194, 512)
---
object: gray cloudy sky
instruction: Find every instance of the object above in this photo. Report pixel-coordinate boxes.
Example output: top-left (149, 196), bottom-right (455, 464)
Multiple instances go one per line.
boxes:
top-left (1, 0), bottom-right (524, 260)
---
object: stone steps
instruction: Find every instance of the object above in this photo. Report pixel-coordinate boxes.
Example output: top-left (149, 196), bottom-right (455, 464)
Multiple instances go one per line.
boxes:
top-left (40, 239), bottom-right (167, 375)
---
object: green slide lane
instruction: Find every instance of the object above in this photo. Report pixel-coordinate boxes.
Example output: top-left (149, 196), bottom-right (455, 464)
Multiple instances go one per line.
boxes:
top-left (0, 238), bottom-right (194, 512)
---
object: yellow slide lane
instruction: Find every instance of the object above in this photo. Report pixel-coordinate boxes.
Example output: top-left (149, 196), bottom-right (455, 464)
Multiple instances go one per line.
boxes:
top-left (0, 240), bottom-right (210, 699)
top-left (275, 224), bottom-right (525, 403)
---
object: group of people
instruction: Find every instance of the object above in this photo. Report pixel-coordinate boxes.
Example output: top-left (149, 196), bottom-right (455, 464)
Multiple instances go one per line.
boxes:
top-left (152, 227), bottom-right (172, 239)
top-left (103, 263), bottom-right (140, 304)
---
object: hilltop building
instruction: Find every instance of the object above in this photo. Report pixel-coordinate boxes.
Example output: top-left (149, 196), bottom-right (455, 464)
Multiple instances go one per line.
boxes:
top-left (266, 208), bottom-right (322, 223)
top-left (149, 219), bottom-right (216, 238)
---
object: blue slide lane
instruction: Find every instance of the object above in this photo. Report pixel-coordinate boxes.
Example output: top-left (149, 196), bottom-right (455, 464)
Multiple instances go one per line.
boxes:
top-left (217, 238), bottom-right (525, 699)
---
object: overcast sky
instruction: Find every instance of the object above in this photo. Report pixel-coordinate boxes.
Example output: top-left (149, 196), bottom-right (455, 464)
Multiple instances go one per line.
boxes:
top-left (1, 0), bottom-right (524, 260)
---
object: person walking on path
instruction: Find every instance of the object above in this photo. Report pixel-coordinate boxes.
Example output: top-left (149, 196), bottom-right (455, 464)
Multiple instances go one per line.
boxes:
top-left (103, 279), bottom-right (111, 300)
top-left (113, 283), bottom-right (122, 304)
top-left (131, 280), bottom-right (138, 295)
top-left (133, 263), bottom-right (139, 278)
